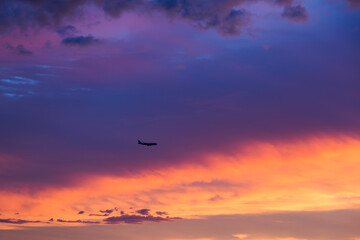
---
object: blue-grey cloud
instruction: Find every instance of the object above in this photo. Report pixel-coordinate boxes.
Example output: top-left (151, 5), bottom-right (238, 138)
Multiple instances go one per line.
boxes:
top-left (61, 35), bottom-right (99, 46)
top-left (0, 76), bottom-right (38, 85)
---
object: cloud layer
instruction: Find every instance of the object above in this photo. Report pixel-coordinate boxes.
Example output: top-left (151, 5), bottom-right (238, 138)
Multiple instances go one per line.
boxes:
top-left (0, 0), bottom-right (311, 36)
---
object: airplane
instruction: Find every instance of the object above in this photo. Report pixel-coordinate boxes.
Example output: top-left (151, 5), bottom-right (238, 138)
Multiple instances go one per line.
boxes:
top-left (138, 140), bottom-right (158, 146)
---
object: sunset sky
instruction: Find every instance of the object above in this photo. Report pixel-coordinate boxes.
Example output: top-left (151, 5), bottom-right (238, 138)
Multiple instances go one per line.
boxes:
top-left (0, 0), bottom-right (360, 239)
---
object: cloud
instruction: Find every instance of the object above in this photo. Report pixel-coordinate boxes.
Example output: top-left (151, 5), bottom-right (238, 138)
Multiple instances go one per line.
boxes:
top-left (154, 0), bottom-right (250, 36)
top-left (103, 214), bottom-right (181, 224)
top-left (88, 208), bottom-right (116, 216)
top-left (56, 25), bottom-right (78, 37)
top-left (89, 213), bottom-right (109, 216)
top-left (56, 219), bottom-right (100, 224)
top-left (217, 9), bottom-right (249, 36)
top-left (101, 0), bottom-right (144, 17)
top-left (15, 45), bottom-right (33, 55)
top-left (274, 0), bottom-right (293, 6)
top-left (61, 35), bottom-right (99, 46)
top-left (347, 0), bottom-right (360, 8)
top-left (136, 209), bottom-right (150, 215)
top-left (78, 211), bottom-right (85, 215)
top-left (0, 0), bottom-right (145, 33)
top-left (282, 5), bottom-right (309, 23)
top-left (0, 0), bottom-right (312, 36)
top-left (155, 211), bottom-right (168, 216)
top-left (1, 209), bottom-right (360, 239)
top-left (0, 76), bottom-right (38, 85)
top-left (0, 218), bottom-right (41, 224)
top-left (99, 209), bottom-right (115, 214)
top-left (5, 43), bottom-right (33, 56)
top-left (0, 0), bottom-right (87, 33)
top-left (208, 195), bottom-right (224, 202)
top-left (233, 234), bottom-right (249, 239)
top-left (2, 93), bottom-right (25, 98)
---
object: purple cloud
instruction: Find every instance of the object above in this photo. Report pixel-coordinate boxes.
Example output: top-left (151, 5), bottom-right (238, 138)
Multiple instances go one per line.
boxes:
top-left (0, 0), bottom-right (316, 36)
top-left (282, 5), bottom-right (309, 23)
top-left (347, 0), bottom-right (360, 8)
top-left (136, 209), bottom-right (150, 216)
top-left (89, 213), bottom-right (109, 217)
top-left (274, 0), bottom-right (293, 6)
top-left (155, 0), bottom-right (251, 35)
top-left (5, 44), bottom-right (33, 56)
top-left (0, 218), bottom-right (41, 224)
top-left (155, 211), bottom-right (168, 216)
top-left (57, 219), bottom-right (100, 224)
top-left (103, 214), bottom-right (181, 224)
top-left (100, 209), bottom-right (115, 214)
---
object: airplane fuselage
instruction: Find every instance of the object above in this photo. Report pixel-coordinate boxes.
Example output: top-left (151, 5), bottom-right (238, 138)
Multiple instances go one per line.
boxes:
top-left (138, 140), bottom-right (157, 146)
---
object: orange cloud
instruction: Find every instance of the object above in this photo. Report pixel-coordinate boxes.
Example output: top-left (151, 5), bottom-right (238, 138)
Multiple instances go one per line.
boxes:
top-left (1, 135), bottom-right (360, 228)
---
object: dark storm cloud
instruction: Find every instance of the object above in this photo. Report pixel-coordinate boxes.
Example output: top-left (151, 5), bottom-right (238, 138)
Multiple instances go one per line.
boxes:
top-left (0, 218), bottom-right (41, 224)
top-left (61, 35), bottom-right (99, 46)
top-left (103, 214), bottom-right (181, 224)
top-left (282, 5), bottom-right (309, 22)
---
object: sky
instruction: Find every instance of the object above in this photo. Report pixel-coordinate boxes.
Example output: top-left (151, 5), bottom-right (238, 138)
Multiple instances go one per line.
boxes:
top-left (0, 0), bottom-right (360, 239)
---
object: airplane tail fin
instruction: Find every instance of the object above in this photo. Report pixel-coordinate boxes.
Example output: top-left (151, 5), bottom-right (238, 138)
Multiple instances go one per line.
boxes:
top-left (138, 140), bottom-right (142, 144)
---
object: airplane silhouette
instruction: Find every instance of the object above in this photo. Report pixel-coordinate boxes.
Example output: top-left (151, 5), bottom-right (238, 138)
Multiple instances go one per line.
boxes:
top-left (138, 140), bottom-right (158, 146)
